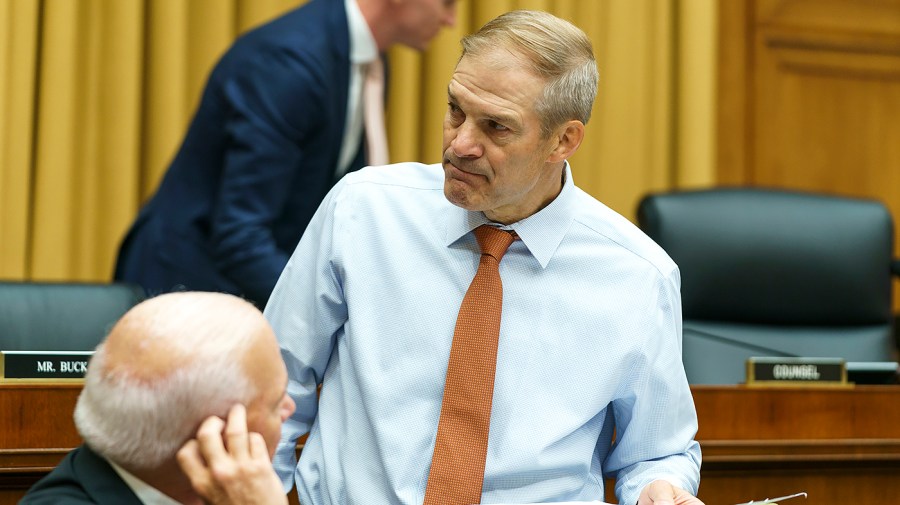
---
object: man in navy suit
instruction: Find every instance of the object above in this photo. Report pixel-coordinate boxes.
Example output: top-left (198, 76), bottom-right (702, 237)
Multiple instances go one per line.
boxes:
top-left (115, 0), bottom-right (457, 307)
top-left (20, 292), bottom-right (296, 504)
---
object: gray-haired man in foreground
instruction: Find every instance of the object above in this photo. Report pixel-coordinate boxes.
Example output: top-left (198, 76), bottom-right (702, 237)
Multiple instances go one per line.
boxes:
top-left (21, 292), bottom-right (295, 505)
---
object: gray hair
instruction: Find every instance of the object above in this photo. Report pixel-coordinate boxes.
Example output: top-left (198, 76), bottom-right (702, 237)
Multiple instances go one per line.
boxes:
top-left (461, 10), bottom-right (598, 137)
top-left (74, 292), bottom-right (263, 469)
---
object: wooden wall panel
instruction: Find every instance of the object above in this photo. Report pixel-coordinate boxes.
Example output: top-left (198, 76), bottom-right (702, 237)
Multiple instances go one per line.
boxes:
top-left (754, 0), bottom-right (900, 195)
top-left (720, 0), bottom-right (900, 189)
top-left (718, 0), bottom-right (900, 306)
top-left (716, 0), bottom-right (753, 184)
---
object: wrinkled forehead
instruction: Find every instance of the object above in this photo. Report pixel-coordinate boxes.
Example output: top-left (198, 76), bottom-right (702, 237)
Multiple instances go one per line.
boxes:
top-left (458, 44), bottom-right (532, 74)
top-left (450, 50), bottom-right (546, 108)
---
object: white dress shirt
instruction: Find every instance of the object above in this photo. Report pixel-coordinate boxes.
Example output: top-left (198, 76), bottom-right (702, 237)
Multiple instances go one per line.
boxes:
top-left (267, 162), bottom-right (702, 505)
top-left (107, 459), bottom-right (181, 505)
top-left (336, 0), bottom-right (379, 177)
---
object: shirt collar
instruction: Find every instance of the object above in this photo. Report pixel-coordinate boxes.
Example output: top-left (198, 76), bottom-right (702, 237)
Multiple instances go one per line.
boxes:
top-left (107, 458), bottom-right (182, 505)
top-left (443, 162), bottom-right (576, 269)
top-left (345, 0), bottom-right (378, 64)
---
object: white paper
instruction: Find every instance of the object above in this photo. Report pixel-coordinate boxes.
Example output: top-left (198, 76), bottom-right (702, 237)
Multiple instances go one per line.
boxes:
top-left (735, 492), bottom-right (808, 505)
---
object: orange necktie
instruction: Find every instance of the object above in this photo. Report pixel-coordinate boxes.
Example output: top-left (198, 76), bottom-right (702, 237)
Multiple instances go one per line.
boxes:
top-left (363, 58), bottom-right (389, 166)
top-left (424, 225), bottom-right (516, 505)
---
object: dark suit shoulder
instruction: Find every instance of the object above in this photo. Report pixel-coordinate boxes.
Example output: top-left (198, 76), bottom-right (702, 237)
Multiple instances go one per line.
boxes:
top-left (223, 0), bottom-right (348, 70)
top-left (20, 446), bottom-right (142, 505)
top-left (204, 0), bottom-right (349, 134)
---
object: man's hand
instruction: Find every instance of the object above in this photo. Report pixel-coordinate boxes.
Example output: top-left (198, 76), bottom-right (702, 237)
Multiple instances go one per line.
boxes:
top-left (177, 404), bottom-right (288, 505)
top-left (637, 480), bottom-right (705, 505)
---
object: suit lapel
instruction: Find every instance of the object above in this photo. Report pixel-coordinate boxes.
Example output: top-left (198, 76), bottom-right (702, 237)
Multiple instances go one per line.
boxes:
top-left (77, 446), bottom-right (145, 504)
top-left (328, 0), bottom-right (352, 144)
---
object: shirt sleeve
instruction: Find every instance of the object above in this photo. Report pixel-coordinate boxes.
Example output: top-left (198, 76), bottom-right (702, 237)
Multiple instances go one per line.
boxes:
top-left (264, 178), bottom-right (350, 490)
top-left (604, 266), bottom-right (702, 505)
top-left (209, 49), bottom-right (325, 306)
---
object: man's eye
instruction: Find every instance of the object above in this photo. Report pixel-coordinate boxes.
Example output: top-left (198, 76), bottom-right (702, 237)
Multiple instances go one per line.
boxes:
top-left (488, 120), bottom-right (508, 131)
top-left (448, 102), bottom-right (461, 114)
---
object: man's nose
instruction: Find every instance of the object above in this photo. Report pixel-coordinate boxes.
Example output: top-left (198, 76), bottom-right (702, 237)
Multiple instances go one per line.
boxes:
top-left (450, 122), bottom-right (483, 158)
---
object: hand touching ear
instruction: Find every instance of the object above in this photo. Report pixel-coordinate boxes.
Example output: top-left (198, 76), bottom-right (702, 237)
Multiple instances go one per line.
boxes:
top-left (177, 404), bottom-right (288, 505)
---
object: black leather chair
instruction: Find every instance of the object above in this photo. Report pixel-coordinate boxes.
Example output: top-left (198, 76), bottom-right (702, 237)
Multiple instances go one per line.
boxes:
top-left (0, 281), bottom-right (145, 351)
top-left (637, 188), bottom-right (898, 384)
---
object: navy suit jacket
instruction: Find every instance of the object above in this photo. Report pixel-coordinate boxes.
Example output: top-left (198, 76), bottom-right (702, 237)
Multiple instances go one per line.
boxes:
top-left (20, 445), bottom-right (143, 504)
top-left (115, 0), bottom-right (367, 307)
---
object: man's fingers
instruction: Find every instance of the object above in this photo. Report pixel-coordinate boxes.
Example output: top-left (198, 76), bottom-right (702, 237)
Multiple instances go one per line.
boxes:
top-left (248, 431), bottom-right (270, 461)
top-left (195, 414), bottom-right (229, 463)
top-left (177, 440), bottom-right (212, 490)
top-left (177, 408), bottom-right (287, 505)
top-left (224, 404), bottom-right (251, 460)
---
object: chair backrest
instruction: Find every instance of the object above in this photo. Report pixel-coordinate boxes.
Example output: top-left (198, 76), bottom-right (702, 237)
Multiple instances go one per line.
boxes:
top-left (637, 188), bottom-right (896, 384)
top-left (0, 281), bottom-right (145, 352)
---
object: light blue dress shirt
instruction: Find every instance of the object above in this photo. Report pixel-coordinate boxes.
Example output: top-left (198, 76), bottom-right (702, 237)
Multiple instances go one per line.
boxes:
top-left (266, 162), bottom-right (701, 505)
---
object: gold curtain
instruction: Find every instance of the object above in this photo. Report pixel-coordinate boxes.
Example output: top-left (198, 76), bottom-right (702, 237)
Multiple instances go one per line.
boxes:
top-left (0, 0), bottom-right (716, 283)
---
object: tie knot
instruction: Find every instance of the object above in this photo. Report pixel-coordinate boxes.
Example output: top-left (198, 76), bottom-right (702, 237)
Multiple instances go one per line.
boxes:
top-left (474, 225), bottom-right (515, 261)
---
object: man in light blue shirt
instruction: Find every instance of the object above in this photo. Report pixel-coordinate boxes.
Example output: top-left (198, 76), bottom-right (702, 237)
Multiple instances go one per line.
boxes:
top-left (266, 9), bottom-right (704, 505)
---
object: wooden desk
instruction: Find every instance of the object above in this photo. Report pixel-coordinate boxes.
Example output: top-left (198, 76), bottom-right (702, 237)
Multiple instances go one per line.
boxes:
top-left (3, 384), bottom-right (899, 504)
top-left (0, 383), bottom-right (82, 505)
top-left (692, 385), bottom-right (900, 504)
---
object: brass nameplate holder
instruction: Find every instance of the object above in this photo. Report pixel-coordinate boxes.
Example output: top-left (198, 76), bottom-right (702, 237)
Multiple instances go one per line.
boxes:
top-left (0, 350), bottom-right (92, 382)
top-left (747, 357), bottom-right (847, 387)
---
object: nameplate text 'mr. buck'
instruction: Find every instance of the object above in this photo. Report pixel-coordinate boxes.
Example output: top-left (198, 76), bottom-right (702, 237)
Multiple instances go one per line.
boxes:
top-left (0, 351), bottom-right (92, 381)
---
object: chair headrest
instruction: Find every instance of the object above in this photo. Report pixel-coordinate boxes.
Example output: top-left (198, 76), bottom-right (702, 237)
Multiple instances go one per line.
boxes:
top-left (0, 281), bottom-right (145, 351)
top-left (637, 188), bottom-right (894, 325)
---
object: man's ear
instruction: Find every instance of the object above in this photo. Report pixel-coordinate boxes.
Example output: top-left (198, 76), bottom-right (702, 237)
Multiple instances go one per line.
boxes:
top-left (546, 120), bottom-right (585, 163)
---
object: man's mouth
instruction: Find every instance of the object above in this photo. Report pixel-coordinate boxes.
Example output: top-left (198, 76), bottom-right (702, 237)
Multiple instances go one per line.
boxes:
top-left (444, 158), bottom-right (481, 178)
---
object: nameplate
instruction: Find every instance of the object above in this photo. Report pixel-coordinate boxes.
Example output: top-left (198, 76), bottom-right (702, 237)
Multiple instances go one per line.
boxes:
top-left (0, 350), bottom-right (92, 381)
top-left (746, 357), bottom-right (847, 386)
